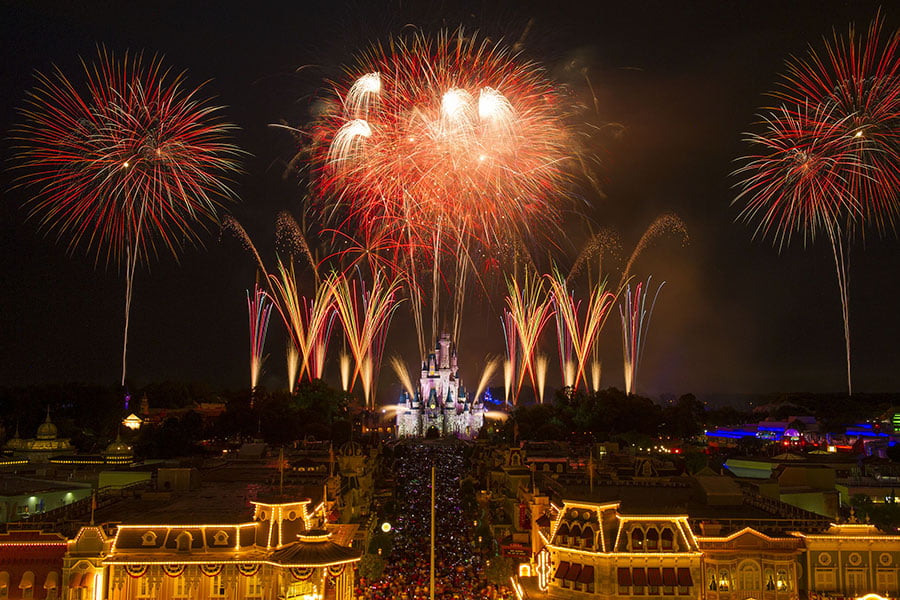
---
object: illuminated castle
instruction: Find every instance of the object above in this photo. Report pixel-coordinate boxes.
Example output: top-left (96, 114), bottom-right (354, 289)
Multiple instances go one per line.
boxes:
top-left (395, 333), bottom-right (484, 439)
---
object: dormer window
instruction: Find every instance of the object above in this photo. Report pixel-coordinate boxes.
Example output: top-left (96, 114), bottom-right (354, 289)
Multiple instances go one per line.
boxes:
top-left (141, 531), bottom-right (157, 546)
top-left (212, 530), bottom-right (229, 546)
top-left (631, 528), bottom-right (644, 551)
top-left (646, 528), bottom-right (659, 551)
top-left (570, 525), bottom-right (582, 547)
top-left (581, 526), bottom-right (594, 549)
top-left (175, 531), bottom-right (192, 552)
top-left (661, 528), bottom-right (674, 550)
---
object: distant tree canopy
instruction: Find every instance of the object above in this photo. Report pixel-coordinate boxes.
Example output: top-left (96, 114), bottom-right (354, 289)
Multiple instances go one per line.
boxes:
top-left (505, 388), bottom-right (707, 442)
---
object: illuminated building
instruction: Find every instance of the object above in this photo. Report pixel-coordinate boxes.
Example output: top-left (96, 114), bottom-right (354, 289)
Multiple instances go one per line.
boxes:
top-left (794, 522), bottom-right (900, 598)
top-left (396, 333), bottom-right (484, 439)
top-left (536, 500), bottom-right (703, 598)
top-left (697, 528), bottom-right (802, 600)
top-left (101, 497), bottom-right (360, 600)
top-left (3, 410), bottom-right (75, 464)
top-left (0, 530), bottom-right (68, 600)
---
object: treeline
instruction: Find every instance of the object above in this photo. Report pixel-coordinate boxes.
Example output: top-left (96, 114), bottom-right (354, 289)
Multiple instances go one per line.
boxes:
top-left (499, 388), bottom-right (749, 443)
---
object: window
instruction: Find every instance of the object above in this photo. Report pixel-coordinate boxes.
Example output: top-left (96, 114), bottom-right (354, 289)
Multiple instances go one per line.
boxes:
top-left (246, 575), bottom-right (263, 600)
top-left (210, 574), bottom-right (226, 598)
top-left (176, 531), bottom-right (192, 552)
top-left (661, 528), bottom-right (674, 550)
top-left (582, 527), bottom-right (594, 549)
top-left (570, 525), bottom-right (582, 547)
top-left (708, 573), bottom-right (717, 591)
top-left (136, 577), bottom-right (152, 599)
top-left (678, 586), bottom-right (690, 595)
top-left (814, 569), bottom-right (836, 591)
top-left (877, 570), bottom-right (897, 593)
top-left (718, 569), bottom-right (731, 592)
top-left (172, 577), bottom-right (188, 599)
top-left (846, 570), bottom-right (867, 594)
top-left (776, 569), bottom-right (790, 592)
top-left (632, 529), bottom-right (645, 551)
top-left (765, 569), bottom-right (775, 591)
top-left (739, 563), bottom-right (760, 591)
top-left (646, 528), bottom-right (659, 550)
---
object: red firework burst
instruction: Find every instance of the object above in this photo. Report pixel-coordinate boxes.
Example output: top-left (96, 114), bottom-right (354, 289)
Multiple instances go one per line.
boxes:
top-left (776, 12), bottom-right (900, 232)
top-left (311, 30), bottom-right (575, 254)
top-left (12, 48), bottom-right (242, 267)
top-left (734, 102), bottom-right (863, 247)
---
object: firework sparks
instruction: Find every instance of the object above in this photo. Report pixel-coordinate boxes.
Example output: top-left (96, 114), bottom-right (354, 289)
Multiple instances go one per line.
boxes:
top-left (331, 273), bottom-right (403, 408)
top-left (311, 31), bottom-right (575, 353)
top-left (547, 268), bottom-right (618, 392)
top-left (535, 353), bottom-right (549, 404)
top-left (314, 31), bottom-right (573, 246)
top-left (475, 356), bottom-right (500, 403)
top-left (13, 49), bottom-right (241, 385)
top-left (247, 285), bottom-right (273, 395)
top-left (286, 343), bottom-right (300, 394)
top-left (619, 277), bottom-right (665, 396)
top-left (733, 14), bottom-right (897, 394)
top-left (390, 355), bottom-right (416, 399)
top-left (504, 271), bottom-right (554, 403)
top-left (620, 214), bottom-right (688, 289)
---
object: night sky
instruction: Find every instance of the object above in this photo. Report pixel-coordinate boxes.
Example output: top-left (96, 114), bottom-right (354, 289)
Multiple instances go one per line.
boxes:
top-left (1, 0), bottom-right (898, 398)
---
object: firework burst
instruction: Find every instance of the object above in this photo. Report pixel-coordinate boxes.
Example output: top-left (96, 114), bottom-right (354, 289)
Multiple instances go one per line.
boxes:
top-left (734, 14), bottom-right (898, 394)
top-left (13, 49), bottom-right (242, 385)
top-left (313, 30), bottom-right (573, 249)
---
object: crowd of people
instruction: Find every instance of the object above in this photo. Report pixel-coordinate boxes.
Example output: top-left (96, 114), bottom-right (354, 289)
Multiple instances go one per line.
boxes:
top-left (355, 442), bottom-right (517, 600)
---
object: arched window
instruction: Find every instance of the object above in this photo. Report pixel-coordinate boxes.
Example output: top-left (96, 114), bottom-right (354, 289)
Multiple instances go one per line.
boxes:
top-left (582, 526), bottom-right (594, 549)
top-left (556, 523), bottom-right (570, 545)
top-left (175, 531), bottom-right (192, 552)
top-left (646, 528), bottom-right (659, 550)
top-left (718, 569), bottom-right (731, 592)
top-left (631, 528), bottom-right (644, 551)
top-left (661, 528), bottom-right (674, 550)
top-left (739, 562), bottom-right (760, 591)
top-left (570, 525), bottom-right (582, 547)
top-left (765, 569), bottom-right (775, 591)
top-left (776, 569), bottom-right (789, 591)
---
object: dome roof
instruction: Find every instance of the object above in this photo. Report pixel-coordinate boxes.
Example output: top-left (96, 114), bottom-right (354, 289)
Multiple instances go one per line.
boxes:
top-left (104, 438), bottom-right (132, 456)
top-left (36, 410), bottom-right (57, 440)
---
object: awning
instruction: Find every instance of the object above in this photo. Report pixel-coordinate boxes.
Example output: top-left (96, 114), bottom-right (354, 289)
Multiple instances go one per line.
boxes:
top-left (678, 568), bottom-right (693, 586)
top-left (578, 566), bottom-right (595, 585)
top-left (647, 568), bottom-right (663, 586)
top-left (581, 527), bottom-right (594, 540)
top-left (566, 564), bottom-right (582, 582)
top-left (556, 524), bottom-right (570, 538)
top-left (44, 572), bottom-right (59, 590)
top-left (68, 573), bottom-right (83, 589)
top-left (0, 572), bottom-right (8, 589)
top-left (618, 568), bottom-right (633, 586)
top-left (79, 572), bottom-right (93, 588)
top-left (663, 567), bottom-right (678, 586)
top-left (19, 571), bottom-right (34, 590)
top-left (554, 561), bottom-right (570, 580)
top-left (632, 568), bottom-right (648, 586)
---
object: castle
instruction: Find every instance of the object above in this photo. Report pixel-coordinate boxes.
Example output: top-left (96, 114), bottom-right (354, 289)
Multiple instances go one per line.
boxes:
top-left (395, 333), bottom-right (484, 439)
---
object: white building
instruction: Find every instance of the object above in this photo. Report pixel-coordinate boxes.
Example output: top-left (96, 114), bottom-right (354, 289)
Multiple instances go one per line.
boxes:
top-left (396, 333), bottom-right (484, 439)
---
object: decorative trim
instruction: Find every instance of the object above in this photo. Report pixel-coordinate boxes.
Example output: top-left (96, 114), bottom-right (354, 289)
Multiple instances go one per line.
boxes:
top-left (290, 567), bottom-right (314, 581)
top-left (125, 565), bottom-right (147, 578)
top-left (200, 564), bottom-right (223, 577)
top-left (163, 565), bottom-right (185, 578)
